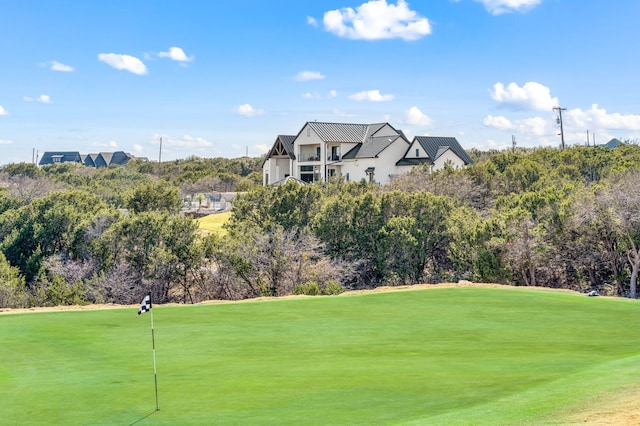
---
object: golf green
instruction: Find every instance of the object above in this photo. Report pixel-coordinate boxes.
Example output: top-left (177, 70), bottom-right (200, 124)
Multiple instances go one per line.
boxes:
top-left (1, 286), bottom-right (639, 425)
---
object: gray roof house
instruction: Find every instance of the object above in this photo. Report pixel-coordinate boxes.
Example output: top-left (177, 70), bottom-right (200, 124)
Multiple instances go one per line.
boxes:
top-left (38, 151), bottom-right (82, 166)
top-left (262, 121), bottom-right (473, 186)
top-left (41, 151), bottom-right (139, 168)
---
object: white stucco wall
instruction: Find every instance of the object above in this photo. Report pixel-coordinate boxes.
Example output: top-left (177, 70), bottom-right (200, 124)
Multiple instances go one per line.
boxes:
top-left (433, 149), bottom-right (465, 170)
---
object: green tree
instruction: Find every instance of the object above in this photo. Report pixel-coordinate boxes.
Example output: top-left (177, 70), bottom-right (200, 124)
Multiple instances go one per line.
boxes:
top-left (126, 181), bottom-right (182, 213)
top-left (0, 252), bottom-right (28, 308)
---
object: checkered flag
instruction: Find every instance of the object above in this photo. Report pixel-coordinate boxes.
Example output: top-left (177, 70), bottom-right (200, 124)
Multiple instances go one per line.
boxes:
top-left (137, 293), bottom-right (152, 316)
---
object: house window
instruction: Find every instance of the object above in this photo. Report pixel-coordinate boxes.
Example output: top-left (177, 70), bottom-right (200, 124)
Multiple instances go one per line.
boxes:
top-left (331, 146), bottom-right (340, 161)
top-left (365, 167), bottom-right (375, 183)
top-left (316, 146), bottom-right (321, 159)
top-left (265, 173), bottom-right (269, 184)
top-left (300, 166), bottom-right (314, 183)
top-left (346, 173), bottom-right (350, 182)
top-left (328, 168), bottom-right (336, 177)
top-left (415, 148), bottom-right (419, 157)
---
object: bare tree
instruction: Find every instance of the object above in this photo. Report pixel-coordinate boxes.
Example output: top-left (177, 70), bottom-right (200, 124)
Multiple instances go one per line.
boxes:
top-left (603, 172), bottom-right (640, 297)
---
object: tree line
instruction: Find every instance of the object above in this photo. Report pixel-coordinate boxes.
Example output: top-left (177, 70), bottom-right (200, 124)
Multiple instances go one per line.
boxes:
top-left (1, 145), bottom-right (640, 308)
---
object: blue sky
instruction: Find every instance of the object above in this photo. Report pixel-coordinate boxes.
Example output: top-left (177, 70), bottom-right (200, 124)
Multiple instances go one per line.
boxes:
top-left (1, 0), bottom-right (640, 164)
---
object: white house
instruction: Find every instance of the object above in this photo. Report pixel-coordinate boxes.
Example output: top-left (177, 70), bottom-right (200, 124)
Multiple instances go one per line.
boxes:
top-left (262, 121), bottom-right (473, 186)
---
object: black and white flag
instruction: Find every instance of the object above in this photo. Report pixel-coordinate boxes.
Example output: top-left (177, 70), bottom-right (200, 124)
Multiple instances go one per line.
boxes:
top-left (137, 293), bottom-right (151, 316)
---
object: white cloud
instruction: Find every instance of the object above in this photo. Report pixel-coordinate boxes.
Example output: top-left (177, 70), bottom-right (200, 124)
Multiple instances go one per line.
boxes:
top-left (24, 94), bottom-right (52, 104)
top-left (0, 105), bottom-right (8, 116)
top-left (294, 71), bottom-right (325, 81)
top-left (482, 114), bottom-right (547, 136)
top-left (175, 135), bottom-right (212, 147)
top-left (333, 108), bottom-right (353, 117)
top-left (303, 90), bottom-right (337, 100)
top-left (98, 53), bottom-right (147, 75)
top-left (482, 114), bottom-right (512, 130)
top-left (307, 16), bottom-right (319, 27)
top-left (490, 81), bottom-right (558, 111)
top-left (133, 144), bottom-right (143, 153)
top-left (0, 139), bottom-right (13, 145)
top-left (405, 106), bottom-right (432, 126)
top-left (567, 104), bottom-right (640, 130)
top-left (516, 116), bottom-right (547, 136)
top-left (323, 0), bottom-right (431, 41)
top-left (50, 61), bottom-right (74, 72)
top-left (349, 89), bottom-right (394, 102)
top-left (151, 133), bottom-right (212, 148)
top-left (235, 103), bottom-right (265, 117)
top-left (158, 46), bottom-right (193, 62)
top-left (255, 143), bottom-right (271, 154)
top-left (92, 140), bottom-right (119, 148)
top-left (474, 0), bottom-right (542, 15)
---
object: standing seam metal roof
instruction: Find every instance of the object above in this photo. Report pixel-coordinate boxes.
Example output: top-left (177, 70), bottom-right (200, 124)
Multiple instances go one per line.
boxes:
top-left (307, 122), bottom-right (370, 142)
top-left (414, 136), bottom-right (474, 165)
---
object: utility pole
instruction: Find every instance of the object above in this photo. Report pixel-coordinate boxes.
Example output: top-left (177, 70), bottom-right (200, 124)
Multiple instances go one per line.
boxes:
top-left (512, 135), bottom-right (516, 153)
top-left (553, 106), bottom-right (567, 150)
top-left (158, 137), bottom-right (163, 177)
top-left (586, 130), bottom-right (590, 147)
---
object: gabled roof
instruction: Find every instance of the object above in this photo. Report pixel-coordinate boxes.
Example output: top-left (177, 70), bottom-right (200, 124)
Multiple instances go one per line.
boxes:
top-left (342, 135), bottom-right (407, 159)
top-left (602, 138), bottom-right (623, 148)
top-left (306, 122), bottom-right (371, 143)
top-left (108, 151), bottom-right (133, 166)
top-left (408, 136), bottom-right (473, 165)
top-left (273, 176), bottom-right (308, 186)
top-left (300, 122), bottom-right (408, 160)
top-left (38, 151), bottom-right (82, 166)
top-left (100, 152), bottom-right (114, 165)
top-left (262, 135), bottom-right (296, 166)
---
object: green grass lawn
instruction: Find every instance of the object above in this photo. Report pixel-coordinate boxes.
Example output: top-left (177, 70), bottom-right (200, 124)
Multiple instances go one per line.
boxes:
top-left (196, 211), bottom-right (230, 235)
top-left (1, 286), bottom-right (640, 425)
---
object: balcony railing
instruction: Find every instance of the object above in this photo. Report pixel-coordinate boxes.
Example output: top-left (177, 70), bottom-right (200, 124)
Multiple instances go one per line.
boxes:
top-left (299, 153), bottom-right (342, 162)
top-left (299, 153), bottom-right (321, 162)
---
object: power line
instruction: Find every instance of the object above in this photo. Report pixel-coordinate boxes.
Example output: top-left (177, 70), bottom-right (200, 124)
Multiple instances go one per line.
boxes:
top-left (553, 106), bottom-right (567, 150)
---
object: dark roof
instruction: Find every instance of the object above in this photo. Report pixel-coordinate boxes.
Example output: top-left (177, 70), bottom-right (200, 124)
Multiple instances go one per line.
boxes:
top-left (602, 138), bottom-right (623, 148)
top-left (38, 151), bottom-right (82, 166)
top-left (342, 135), bottom-right (407, 159)
top-left (39, 151), bottom-right (135, 167)
top-left (108, 151), bottom-right (133, 166)
top-left (396, 158), bottom-right (433, 166)
top-left (408, 136), bottom-right (473, 165)
top-left (262, 135), bottom-right (296, 167)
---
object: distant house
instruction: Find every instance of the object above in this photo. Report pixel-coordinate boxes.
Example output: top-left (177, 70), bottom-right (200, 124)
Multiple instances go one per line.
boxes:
top-left (38, 151), bottom-right (82, 166)
top-left (39, 151), bottom-right (140, 168)
top-left (262, 121), bottom-right (473, 185)
top-left (601, 138), bottom-right (623, 148)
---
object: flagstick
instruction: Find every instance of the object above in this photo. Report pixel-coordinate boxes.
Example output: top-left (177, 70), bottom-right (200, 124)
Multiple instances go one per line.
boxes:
top-left (150, 298), bottom-right (159, 411)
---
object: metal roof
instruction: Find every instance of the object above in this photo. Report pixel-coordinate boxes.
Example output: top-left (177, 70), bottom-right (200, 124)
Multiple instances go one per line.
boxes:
top-left (356, 135), bottom-right (403, 158)
top-left (307, 122), bottom-right (370, 143)
top-left (261, 135), bottom-right (296, 167)
top-left (38, 151), bottom-right (82, 165)
top-left (413, 136), bottom-right (474, 165)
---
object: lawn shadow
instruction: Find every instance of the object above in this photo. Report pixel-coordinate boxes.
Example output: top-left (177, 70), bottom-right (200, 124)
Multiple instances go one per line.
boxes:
top-left (129, 409), bottom-right (159, 425)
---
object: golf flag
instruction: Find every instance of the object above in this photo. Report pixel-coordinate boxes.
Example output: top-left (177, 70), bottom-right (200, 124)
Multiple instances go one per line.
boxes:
top-left (138, 293), bottom-right (151, 316)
